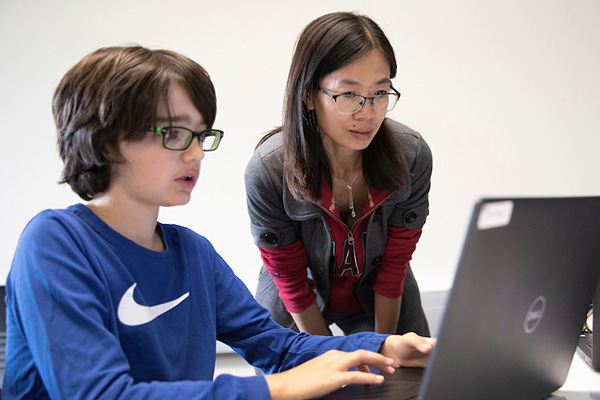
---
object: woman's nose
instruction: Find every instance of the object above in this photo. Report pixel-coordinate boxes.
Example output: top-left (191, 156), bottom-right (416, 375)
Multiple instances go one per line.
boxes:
top-left (354, 100), bottom-right (376, 119)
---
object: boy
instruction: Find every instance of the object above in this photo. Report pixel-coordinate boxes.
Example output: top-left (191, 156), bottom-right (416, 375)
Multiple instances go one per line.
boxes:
top-left (4, 46), bottom-right (434, 399)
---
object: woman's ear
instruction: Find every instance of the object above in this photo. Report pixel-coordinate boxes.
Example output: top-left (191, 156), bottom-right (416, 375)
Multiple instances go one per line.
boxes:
top-left (304, 92), bottom-right (315, 111)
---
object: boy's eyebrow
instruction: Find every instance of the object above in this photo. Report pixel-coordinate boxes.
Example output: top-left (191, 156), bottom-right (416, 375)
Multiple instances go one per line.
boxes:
top-left (155, 115), bottom-right (193, 125)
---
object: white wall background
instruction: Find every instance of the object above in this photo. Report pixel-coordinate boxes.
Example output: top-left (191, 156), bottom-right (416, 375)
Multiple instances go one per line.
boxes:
top-left (1, 0), bottom-right (599, 294)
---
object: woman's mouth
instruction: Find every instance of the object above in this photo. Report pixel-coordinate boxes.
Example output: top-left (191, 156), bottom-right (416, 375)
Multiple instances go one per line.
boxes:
top-left (350, 128), bottom-right (373, 140)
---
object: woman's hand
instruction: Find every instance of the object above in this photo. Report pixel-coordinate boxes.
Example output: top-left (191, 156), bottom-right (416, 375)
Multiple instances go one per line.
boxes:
top-left (379, 332), bottom-right (436, 368)
top-left (264, 349), bottom-right (395, 400)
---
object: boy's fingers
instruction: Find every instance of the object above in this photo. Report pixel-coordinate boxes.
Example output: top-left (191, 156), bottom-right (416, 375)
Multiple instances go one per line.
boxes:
top-left (342, 371), bottom-right (385, 386)
top-left (340, 350), bottom-right (395, 375)
top-left (344, 350), bottom-right (393, 368)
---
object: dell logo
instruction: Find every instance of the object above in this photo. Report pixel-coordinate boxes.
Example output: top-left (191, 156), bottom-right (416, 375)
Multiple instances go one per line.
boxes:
top-left (524, 296), bottom-right (546, 334)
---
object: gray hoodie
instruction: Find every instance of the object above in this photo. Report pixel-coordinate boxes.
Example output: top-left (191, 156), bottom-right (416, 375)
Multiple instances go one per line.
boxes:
top-left (244, 119), bottom-right (433, 335)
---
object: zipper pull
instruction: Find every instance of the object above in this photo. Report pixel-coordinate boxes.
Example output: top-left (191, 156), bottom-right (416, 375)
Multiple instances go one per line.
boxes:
top-left (334, 233), bottom-right (360, 277)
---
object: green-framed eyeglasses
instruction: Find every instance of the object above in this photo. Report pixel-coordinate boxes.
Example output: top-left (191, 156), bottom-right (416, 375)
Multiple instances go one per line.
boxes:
top-left (154, 126), bottom-right (224, 151)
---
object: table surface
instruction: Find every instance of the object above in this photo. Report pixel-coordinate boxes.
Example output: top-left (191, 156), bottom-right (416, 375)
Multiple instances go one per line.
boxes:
top-left (320, 351), bottom-right (600, 400)
top-left (553, 353), bottom-right (600, 397)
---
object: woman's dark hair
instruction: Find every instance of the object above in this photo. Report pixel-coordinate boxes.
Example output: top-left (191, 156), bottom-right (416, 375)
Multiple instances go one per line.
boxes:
top-left (53, 45), bottom-right (216, 200)
top-left (258, 11), bottom-right (409, 199)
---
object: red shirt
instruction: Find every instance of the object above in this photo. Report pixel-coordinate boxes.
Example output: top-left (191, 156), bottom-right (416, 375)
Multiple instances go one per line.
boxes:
top-left (259, 180), bottom-right (422, 314)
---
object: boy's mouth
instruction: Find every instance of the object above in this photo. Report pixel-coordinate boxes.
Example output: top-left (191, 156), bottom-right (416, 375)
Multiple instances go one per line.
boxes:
top-left (175, 170), bottom-right (199, 187)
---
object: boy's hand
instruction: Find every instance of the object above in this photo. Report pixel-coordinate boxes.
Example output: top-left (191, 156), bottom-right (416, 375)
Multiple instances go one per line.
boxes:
top-left (265, 349), bottom-right (395, 400)
top-left (379, 332), bottom-right (436, 368)
top-left (264, 333), bottom-right (436, 399)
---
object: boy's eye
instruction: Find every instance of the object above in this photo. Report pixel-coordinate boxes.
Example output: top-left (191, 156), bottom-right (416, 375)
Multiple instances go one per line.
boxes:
top-left (165, 127), bottom-right (187, 139)
top-left (161, 127), bottom-right (192, 148)
top-left (165, 129), bottom-right (174, 140)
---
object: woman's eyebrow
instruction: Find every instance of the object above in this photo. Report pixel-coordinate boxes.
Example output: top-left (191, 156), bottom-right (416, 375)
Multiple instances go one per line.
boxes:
top-left (338, 77), bottom-right (392, 87)
top-left (376, 78), bottom-right (392, 85)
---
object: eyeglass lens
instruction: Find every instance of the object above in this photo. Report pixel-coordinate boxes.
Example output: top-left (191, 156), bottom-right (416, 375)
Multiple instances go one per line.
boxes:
top-left (336, 93), bottom-right (399, 114)
top-left (199, 133), bottom-right (220, 151)
top-left (161, 127), bottom-right (222, 151)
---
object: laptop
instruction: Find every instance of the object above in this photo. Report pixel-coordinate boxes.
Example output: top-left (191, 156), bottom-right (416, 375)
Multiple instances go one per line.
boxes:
top-left (321, 197), bottom-right (600, 400)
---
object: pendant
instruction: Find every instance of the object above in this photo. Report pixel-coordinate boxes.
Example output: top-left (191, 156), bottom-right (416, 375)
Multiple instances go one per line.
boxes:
top-left (334, 172), bottom-right (359, 219)
top-left (347, 184), bottom-right (356, 218)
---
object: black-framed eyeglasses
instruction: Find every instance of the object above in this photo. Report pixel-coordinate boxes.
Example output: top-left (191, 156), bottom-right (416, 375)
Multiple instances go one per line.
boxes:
top-left (319, 86), bottom-right (401, 115)
top-left (154, 126), bottom-right (224, 151)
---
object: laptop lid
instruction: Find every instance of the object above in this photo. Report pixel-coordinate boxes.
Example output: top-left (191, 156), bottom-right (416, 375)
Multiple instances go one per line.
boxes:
top-left (320, 197), bottom-right (600, 400)
top-left (418, 197), bottom-right (600, 400)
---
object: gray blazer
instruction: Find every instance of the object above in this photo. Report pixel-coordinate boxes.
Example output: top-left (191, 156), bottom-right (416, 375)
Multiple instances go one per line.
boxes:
top-left (244, 119), bottom-right (433, 336)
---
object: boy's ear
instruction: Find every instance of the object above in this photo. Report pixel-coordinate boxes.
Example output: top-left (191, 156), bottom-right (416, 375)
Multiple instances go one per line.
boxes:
top-left (104, 133), bottom-right (125, 163)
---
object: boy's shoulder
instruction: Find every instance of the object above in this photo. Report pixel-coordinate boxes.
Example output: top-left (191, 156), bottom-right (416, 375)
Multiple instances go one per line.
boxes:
top-left (158, 222), bottom-right (214, 251)
top-left (22, 204), bottom-right (86, 233)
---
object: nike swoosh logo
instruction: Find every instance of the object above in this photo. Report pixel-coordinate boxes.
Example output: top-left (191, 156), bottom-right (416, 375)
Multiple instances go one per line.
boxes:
top-left (118, 283), bottom-right (189, 326)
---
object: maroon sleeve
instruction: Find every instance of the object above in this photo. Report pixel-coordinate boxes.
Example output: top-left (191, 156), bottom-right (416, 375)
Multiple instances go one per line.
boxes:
top-left (372, 226), bottom-right (423, 298)
top-left (259, 239), bottom-right (317, 313)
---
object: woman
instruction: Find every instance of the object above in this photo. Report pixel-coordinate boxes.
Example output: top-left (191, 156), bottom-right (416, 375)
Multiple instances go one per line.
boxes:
top-left (245, 12), bottom-right (433, 336)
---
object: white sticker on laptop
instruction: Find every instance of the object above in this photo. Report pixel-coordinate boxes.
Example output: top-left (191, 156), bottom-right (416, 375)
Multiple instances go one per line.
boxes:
top-left (477, 200), bottom-right (514, 230)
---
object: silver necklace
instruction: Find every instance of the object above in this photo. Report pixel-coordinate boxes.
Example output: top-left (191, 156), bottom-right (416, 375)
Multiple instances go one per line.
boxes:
top-left (334, 173), bottom-right (359, 218)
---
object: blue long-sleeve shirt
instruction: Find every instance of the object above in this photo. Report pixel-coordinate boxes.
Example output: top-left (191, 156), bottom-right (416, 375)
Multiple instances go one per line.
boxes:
top-left (4, 204), bottom-right (387, 399)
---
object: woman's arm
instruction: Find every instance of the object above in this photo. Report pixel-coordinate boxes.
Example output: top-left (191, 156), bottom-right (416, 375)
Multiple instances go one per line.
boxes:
top-left (374, 293), bottom-right (402, 334)
top-left (291, 301), bottom-right (331, 335)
